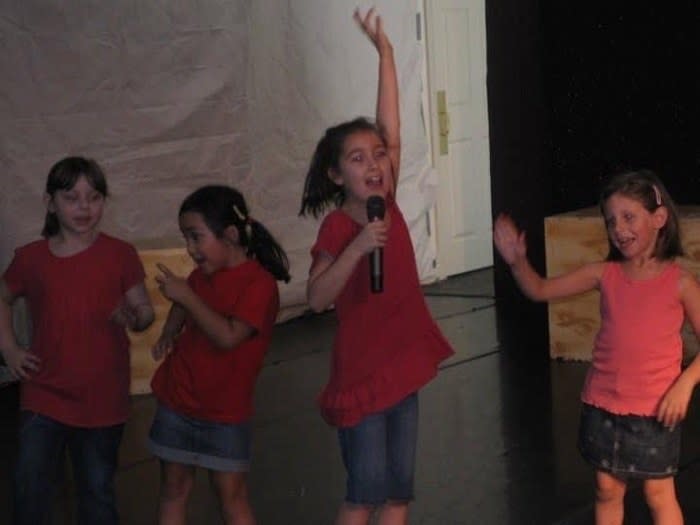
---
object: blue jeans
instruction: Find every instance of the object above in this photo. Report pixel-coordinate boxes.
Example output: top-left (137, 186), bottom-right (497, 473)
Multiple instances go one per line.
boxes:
top-left (338, 393), bottom-right (419, 505)
top-left (13, 411), bottom-right (124, 525)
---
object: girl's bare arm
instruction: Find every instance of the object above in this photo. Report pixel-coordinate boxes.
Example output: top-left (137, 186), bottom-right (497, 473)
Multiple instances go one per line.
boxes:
top-left (307, 250), bottom-right (363, 313)
top-left (117, 282), bottom-right (155, 332)
top-left (355, 8), bottom-right (401, 187)
top-left (152, 303), bottom-right (186, 360)
top-left (494, 214), bottom-right (602, 301)
top-left (0, 280), bottom-right (39, 379)
top-left (657, 269), bottom-right (700, 427)
top-left (155, 264), bottom-right (254, 351)
top-left (307, 220), bottom-right (387, 312)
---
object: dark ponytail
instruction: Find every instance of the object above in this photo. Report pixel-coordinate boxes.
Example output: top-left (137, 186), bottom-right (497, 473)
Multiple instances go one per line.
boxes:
top-left (179, 185), bottom-right (290, 282)
top-left (245, 220), bottom-right (291, 282)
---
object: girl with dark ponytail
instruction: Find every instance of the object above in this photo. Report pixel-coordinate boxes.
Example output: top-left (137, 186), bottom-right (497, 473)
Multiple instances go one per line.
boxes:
top-left (147, 184), bottom-right (289, 524)
top-left (178, 185), bottom-right (289, 282)
top-left (299, 10), bottom-right (454, 525)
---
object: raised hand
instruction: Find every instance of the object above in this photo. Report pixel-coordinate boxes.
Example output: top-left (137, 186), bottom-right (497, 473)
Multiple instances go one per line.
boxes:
top-left (354, 7), bottom-right (392, 55)
top-left (493, 213), bottom-right (527, 266)
top-left (155, 263), bottom-right (192, 304)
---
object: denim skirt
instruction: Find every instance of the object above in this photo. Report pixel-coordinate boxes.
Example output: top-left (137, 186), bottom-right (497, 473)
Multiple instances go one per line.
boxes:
top-left (577, 403), bottom-right (680, 479)
top-left (148, 403), bottom-right (251, 472)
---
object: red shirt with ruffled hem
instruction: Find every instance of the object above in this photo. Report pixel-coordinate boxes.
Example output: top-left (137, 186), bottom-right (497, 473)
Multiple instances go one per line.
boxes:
top-left (311, 200), bottom-right (454, 428)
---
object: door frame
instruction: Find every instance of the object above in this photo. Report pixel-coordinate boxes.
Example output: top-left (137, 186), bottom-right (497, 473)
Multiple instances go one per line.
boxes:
top-left (420, 0), bottom-right (493, 279)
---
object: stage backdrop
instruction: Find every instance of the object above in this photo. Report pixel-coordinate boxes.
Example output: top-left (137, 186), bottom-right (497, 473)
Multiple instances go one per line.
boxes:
top-left (0, 0), bottom-right (436, 322)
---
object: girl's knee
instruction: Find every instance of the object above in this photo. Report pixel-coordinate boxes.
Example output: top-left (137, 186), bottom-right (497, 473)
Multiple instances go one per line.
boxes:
top-left (160, 464), bottom-right (195, 501)
top-left (210, 472), bottom-right (249, 505)
top-left (212, 474), bottom-right (255, 525)
top-left (643, 477), bottom-right (678, 509)
top-left (337, 502), bottom-right (374, 525)
top-left (595, 471), bottom-right (626, 503)
top-left (161, 479), bottom-right (194, 502)
top-left (376, 501), bottom-right (409, 525)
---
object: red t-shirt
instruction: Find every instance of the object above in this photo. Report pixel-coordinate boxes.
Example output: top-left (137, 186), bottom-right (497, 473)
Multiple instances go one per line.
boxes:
top-left (3, 234), bottom-right (146, 427)
top-left (150, 260), bottom-right (279, 423)
top-left (311, 200), bottom-right (454, 427)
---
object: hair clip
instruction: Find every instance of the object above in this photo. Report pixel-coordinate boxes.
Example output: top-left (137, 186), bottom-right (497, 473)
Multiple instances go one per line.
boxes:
top-left (232, 204), bottom-right (253, 239)
top-left (232, 205), bottom-right (246, 222)
top-left (652, 185), bottom-right (662, 206)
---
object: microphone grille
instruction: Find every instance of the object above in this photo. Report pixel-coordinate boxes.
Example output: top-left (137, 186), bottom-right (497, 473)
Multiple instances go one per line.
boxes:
top-left (366, 196), bottom-right (386, 221)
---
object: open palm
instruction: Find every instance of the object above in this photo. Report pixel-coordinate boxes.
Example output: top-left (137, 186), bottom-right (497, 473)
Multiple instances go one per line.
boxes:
top-left (493, 213), bottom-right (527, 265)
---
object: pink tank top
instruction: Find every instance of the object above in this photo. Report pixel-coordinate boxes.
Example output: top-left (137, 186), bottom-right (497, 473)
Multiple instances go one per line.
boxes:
top-left (581, 262), bottom-right (684, 416)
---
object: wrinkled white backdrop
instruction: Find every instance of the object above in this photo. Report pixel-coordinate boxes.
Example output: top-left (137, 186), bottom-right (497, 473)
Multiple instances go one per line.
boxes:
top-left (0, 0), bottom-right (436, 320)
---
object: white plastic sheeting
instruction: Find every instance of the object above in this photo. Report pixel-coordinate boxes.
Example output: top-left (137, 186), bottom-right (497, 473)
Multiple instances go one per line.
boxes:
top-left (0, 1), bottom-right (437, 320)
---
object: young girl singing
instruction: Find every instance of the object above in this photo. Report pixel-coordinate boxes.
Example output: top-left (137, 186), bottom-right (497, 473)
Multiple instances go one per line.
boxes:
top-left (299, 10), bottom-right (454, 525)
top-left (494, 169), bottom-right (700, 524)
top-left (148, 185), bottom-right (289, 525)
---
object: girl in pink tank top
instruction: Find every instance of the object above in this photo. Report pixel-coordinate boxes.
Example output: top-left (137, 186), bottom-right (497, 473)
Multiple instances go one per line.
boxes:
top-left (494, 169), bottom-right (700, 524)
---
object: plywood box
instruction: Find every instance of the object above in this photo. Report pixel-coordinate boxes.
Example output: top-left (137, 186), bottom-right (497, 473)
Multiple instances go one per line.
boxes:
top-left (129, 240), bottom-right (194, 394)
top-left (545, 206), bottom-right (700, 361)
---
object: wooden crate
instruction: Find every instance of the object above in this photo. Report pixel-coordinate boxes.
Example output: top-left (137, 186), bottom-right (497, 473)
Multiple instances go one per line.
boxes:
top-left (545, 206), bottom-right (700, 361)
top-left (129, 240), bottom-right (194, 394)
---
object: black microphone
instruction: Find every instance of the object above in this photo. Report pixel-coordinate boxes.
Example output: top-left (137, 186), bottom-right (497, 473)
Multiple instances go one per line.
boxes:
top-left (366, 196), bottom-right (386, 293)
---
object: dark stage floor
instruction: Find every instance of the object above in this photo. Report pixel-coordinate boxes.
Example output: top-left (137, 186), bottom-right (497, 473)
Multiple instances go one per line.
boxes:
top-left (3, 268), bottom-right (700, 524)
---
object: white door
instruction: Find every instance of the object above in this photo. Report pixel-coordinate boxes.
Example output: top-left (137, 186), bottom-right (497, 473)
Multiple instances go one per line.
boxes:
top-left (425, 0), bottom-right (492, 277)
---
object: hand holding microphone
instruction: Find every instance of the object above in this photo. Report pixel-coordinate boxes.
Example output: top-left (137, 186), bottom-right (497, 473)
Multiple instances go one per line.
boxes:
top-left (366, 196), bottom-right (386, 293)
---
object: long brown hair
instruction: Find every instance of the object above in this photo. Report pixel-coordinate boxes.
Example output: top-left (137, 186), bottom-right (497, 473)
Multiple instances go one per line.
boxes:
top-left (299, 117), bottom-right (383, 218)
top-left (599, 169), bottom-right (682, 261)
